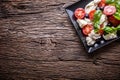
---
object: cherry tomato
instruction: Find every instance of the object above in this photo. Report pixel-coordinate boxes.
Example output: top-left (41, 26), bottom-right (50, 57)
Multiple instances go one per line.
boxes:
top-left (89, 10), bottom-right (96, 20)
top-left (96, 24), bottom-right (104, 35)
top-left (98, 28), bottom-right (104, 35)
top-left (103, 5), bottom-right (116, 15)
top-left (98, 0), bottom-right (106, 8)
top-left (108, 15), bottom-right (120, 26)
top-left (82, 24), bottom-right (93, 35)
top-left (101, 0), bottom-right (106, 3)
top-left (74, 8), bottom-right (85, 19)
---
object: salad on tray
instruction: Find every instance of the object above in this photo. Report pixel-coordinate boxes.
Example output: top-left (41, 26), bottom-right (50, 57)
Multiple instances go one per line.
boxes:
top-left (74, 0), bottom-right (120, 46)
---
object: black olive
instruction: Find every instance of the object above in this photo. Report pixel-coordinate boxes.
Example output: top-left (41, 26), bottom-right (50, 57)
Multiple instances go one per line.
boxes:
top-left (107, 23), bottom-right (112, 26)
top-left (100, 7), bottom-right (104, 10)
top-left (85, 14), bottom-right (89, 18)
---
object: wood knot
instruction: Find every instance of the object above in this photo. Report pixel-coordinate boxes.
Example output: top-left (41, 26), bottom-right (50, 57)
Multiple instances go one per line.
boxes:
top-left (13, 3), bottom-right (26, 10)
top-left (13, 2), bottom-right (33, 10)
top-left (17, 5), bottom-right (26, 9)
top-left (0, 4), bottom-right (9, 18)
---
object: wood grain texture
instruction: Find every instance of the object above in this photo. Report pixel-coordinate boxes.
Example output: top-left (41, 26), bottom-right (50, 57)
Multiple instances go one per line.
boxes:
top-left (0, 0), bottom-right (120, 80)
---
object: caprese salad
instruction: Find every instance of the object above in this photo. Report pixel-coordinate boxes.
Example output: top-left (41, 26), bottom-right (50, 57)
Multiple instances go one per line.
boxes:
top-left (74, 0), bottom-right (120, 46)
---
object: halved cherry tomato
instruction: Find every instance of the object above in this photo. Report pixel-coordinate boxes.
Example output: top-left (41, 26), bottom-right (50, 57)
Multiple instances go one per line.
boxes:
top-left (101, 0), bottom-right (106, 3)
top-left (98, 0), bottom-right (106, 8)
top-left (103, 5), bottom-right (116, 15)
top-left (108, 15), bottom-right (120, 26)
top-left (96, 24), bottom-right (104, 35)
top-left (98, 28), bottom-right (104, 35)
top-left (89, 10), bottom-right (96, 20)
top-left (82, 24), bottom-right (93, 35)
top-left (74, 8), bottom-right (85, 19)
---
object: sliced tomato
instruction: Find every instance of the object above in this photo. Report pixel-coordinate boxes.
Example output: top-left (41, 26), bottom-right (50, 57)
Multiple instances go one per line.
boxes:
top-left (98, 28), bottom-right (104, 35)
top-left (89, 10), bottom-right (96, 20)
top-left (101, 0), bottom-right (106, 3)
top-left (98, 0), bottom-right (106, 8)
top-left (74, 8), bottom-right (85, 19)
top-left (108, 15), bottom-right (120, 26)
top-left (103, 5), bottom-right (116, 15)
top-left (82, 24), bottom-right (93, 36)
top-left (97, 24), bottom-right (104, 35)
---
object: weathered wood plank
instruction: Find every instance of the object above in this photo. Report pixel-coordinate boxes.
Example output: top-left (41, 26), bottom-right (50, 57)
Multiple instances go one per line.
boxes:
top-left (0, 0), bottom-right (120, 80)
top-left (0, 60), bottom-right (120, 79)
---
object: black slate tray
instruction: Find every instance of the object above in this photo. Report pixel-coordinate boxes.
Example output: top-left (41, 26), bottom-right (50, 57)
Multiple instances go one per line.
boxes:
top-left (65, 0), bottom-right (120, 53)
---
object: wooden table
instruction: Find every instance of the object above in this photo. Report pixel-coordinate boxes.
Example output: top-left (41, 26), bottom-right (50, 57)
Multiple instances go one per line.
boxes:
top-left (0, 0), bottom-right (120, 80)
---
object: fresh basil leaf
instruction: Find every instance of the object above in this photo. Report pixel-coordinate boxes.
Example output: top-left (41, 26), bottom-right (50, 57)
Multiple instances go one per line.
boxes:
top-left (115, 1), bottom-right (120, 12)
top-left (93, 10), bottom-right (102, 23)
top-left (104, 26), bottom-right (116, 34)
top-left (94, 29), bottom-right (99, 33)
top-left (104, 27), bottom-right (113, 33)
top-left (116, 23), bottom-right (120, 35)
top-left (94, 22), bottom-right (100, 29)
top-left (113, 12), bottom-right (120, 20)
top-left (94, 21), bottom-right (100, 33)
top-left (93, 10), bottom-right (102, 33)
top-left (106, 0), bottom-right (115, 4)
top-left (116, 25), bottom-right (120, 31)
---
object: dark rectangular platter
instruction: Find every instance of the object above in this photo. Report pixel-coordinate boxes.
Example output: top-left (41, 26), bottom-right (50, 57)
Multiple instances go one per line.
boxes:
top-left (65, 0), bottom-right (120, 53)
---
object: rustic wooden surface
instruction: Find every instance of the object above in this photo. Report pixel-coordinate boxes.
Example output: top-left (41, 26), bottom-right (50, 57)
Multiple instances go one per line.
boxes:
top-left (0, 0), bottom-right (120, 80)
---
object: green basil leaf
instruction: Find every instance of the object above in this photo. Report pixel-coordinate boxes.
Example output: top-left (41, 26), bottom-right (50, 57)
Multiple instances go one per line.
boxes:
top-left (94, 29), bottom-right (99, 33)
top-left (104, 27), bottom-right (113, 33)
top-left (115, 1), bottom-right (120, 12)
top-left (116, 25), bottom-right (120, 31)
top-left (113, 12), bottom-right (120, 20)
top-left (106, 0), bottom-right (115, 4)
top-left (93, 10), bottom-right (102, 33)
top-left (94, 22), bottom-right (100, 29)
top-left (94, 22), bottom-right (100, 33)
top-left (112, 27), bottom-right (117, 32)
top-left (93, 10), bottom-right (102, 23)
top-left (104, 26), bottom-right (116, 34)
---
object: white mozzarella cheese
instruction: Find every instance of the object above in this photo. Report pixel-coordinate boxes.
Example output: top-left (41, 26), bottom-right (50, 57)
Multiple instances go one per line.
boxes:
top-left (99, 14), bottom-right (108, 28)
top-left (86, 37), bottom-right (96, 46)
top-left (102, 21), bottom-right (108, 28)
top-left (100, 14), bottom-right (108, 25)
top-left (103, 33), bottom-right (117, 40)
top-left (94, 0), bottom-right (101, 4)
top-left (88, 30), bottom-right (101, 40)
top-left (86, 30), bottom-right (101, 46)
top-left (84, 18), bottom-right (93, 24)
top-left (85, 1), bottom-right (97, 14)
top-left (77, 18), bottom-right (93, 28)
top-left (77, 19), bottom-right (88, 28)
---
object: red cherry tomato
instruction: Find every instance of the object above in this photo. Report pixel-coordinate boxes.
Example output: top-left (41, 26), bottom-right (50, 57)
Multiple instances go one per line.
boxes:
top-left (74, 8), bottom-right (85, 19)
top-left (82, 24), bottom-right (93, 36)
top-left (98, 28), bottom-right (104, 35)
top-left (108, 15), bottom-right (120, 26)
top-left (98, 0), bottom-right (106, 8)
top-left (101, 0), bottom-right (106, 3)
top-left (89, 10), bottom-right (96, 20)
top-left (103, 5), bottom-right (116, 15)
top-left (96, 24), bottom-right (104, 35)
